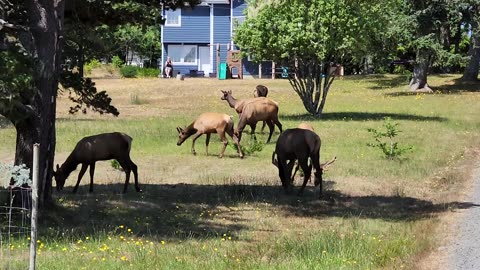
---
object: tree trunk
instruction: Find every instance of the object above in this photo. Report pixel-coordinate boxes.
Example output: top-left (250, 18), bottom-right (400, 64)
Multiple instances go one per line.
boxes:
top-left (18, 0), bottom-right (65, 206)
top-left (409, 48), bottom-right (432, 92)
top-left (462, 12), bottom-right (480, 82)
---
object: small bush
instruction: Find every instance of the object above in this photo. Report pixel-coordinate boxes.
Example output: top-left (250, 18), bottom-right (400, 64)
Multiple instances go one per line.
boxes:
top-left (110, 160), bottom-right (122, 171)
top-left (129, 93), bottom-right (143, 105)
top-left (83, 59), bottom-right (102, 75)
top-left (111, 56), bottom-right (123, 68)
top-left (229, 135), bottom-right (265, 156)
top-left (137, 68), bottom-right (160, 78)
top-left (367, 117), bottom-right (413, 160)
top-left (120, 65), bottom-right (139, 78)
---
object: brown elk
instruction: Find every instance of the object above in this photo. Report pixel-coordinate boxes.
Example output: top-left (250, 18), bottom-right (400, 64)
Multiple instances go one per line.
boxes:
top-left (53, 132), bottom-right (141, 193)
top-left (253, 84), bottom-right (269, 98)
top-left (221, 89), bottom-right (270, 134)
top-left (234, 97), bottom-right (283, 143)
top-left (176, 112), bottom-right (243, 158)
top-left (272, 128), bottom-right (336, 197)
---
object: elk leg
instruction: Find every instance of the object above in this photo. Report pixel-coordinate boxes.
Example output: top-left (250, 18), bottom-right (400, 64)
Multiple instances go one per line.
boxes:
top-left (190, 132), bottom-right (203, 155)
top-left (73, 164), bottom-right (88, 193)
top-left (297, 157), bottom-right (312, 196)
top-left (218, 131), bottom-right (228, 158)
top-left (288, 160), bottom-right (298, 185)
top-left (265, 120), bottom-right (275, 143)
top-left (227, 128), bottom-right (244, 158)
top-left (118, 159), bottom-right (132, 193)
top-left (273, 117), bottom-right (283, 133)
top-left (279, 158), bottom-right (293, 194)
top-left (88, 162), bottom-right (95, 193)
top-left (260, 121), bottom-right (267, 133)
top-left (205, 133), bottom-right (211, 156)
top-left (249, 123), bottom-right (257, 141)
top-left (131, 161), bottom-right (141, 192)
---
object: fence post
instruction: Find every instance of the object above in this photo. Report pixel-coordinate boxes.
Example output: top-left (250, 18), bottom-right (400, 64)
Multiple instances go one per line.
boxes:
top-left (29, 143), bottom-right (39, 270)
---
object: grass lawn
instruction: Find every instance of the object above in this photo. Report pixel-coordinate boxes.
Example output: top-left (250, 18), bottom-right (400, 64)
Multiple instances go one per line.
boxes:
top-left (1, 74), bottom-right (479, 269)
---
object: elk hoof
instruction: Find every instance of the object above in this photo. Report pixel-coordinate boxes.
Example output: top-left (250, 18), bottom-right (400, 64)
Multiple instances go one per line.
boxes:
top-left (136, 188), bottom-right (143, 193)
top-left (192, 151), bottom-right (197, 155)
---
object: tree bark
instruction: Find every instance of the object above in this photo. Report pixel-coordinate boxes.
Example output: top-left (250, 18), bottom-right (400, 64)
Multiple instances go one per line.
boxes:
top-left (462, 11), bottom-right (480, 82)
top-left (409, 48), bottom-right (432, 92)
top-left (16, 0), bottom-right (65, 206)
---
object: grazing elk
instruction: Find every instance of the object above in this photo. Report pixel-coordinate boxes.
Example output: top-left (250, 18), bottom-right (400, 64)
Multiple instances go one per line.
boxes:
top-left (54, 132), bottom-right (141, 193)
top-left (234, 97), bottom-right (283, 143)
top-left (176, 112), bottom-right (243, 158)
top-left (272, 128), bottom-right (336, 197)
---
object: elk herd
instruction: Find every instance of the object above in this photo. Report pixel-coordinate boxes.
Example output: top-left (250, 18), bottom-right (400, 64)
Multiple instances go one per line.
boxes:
top-left (53, 85), bottom-right (335, 198)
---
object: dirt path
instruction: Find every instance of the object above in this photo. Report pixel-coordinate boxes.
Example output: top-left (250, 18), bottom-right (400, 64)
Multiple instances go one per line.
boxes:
top-left (446, 163), bottom-right (480, 270)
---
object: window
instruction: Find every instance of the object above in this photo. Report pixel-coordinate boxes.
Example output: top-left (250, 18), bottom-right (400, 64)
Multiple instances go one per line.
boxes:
top-left (168, 45), bottom-right (197, 65)
top-left (165, 9), bottom-right (181, 26)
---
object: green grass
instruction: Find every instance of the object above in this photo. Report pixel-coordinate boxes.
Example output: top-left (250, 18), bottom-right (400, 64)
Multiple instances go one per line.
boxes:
top-left (0, 74), bottom-right (479, 269)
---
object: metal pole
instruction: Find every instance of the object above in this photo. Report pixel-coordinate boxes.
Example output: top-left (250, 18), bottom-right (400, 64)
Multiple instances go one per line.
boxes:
top-left (29, 143), bottom-right (39, 270)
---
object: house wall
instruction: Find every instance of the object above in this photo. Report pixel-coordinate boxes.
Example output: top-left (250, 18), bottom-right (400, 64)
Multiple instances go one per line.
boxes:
top-left (232, 0), bottom-right (247, 16)
top-left (163, 6), bottom-right (210, 43)
top-left (212, 5), bottom-right (231, 75)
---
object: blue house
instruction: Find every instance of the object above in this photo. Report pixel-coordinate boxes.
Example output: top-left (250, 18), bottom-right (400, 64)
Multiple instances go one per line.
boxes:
top-left (161, 0), bottom-right (272, 78)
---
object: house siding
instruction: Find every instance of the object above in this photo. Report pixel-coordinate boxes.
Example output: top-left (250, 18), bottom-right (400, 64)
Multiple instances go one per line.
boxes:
top-left (232, 0), bottom-right (247, 17)
top-left (212, 5), bottom-right (231, 74)
top-left (163, 6), bottom-right (210, 43)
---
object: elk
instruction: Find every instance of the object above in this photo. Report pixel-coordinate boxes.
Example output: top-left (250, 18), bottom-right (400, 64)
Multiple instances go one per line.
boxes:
top-left (272, 128), bottom-right (336, 197)
top-left (53, 132), bottom-right (141, 193)
top-left (253, 84), bottom-right (269, 98)
top-left (234, 97), bottom-right (282, 143)
top-left (220, 89), bottom-right (270, 133)
top-left (297, 122), bottom-right (315, 132)
top-left (176, 112), bottom-right (243, 158)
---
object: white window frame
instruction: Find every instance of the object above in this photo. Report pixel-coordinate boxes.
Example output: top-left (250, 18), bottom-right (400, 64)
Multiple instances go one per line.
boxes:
top-left (168, 45), bottom-right (198, 65)
top-left (165, 9), bottom-right (181, 27)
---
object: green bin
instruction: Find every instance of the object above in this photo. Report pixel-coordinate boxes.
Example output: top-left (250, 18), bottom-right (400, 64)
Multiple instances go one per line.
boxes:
top-left (218, 63), bottom-right (227, 80)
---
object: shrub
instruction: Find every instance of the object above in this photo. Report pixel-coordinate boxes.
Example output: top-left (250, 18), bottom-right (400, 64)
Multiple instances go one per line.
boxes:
top-left (83, 59), bottom-right (102, 75)
top-left (110, 160), bottom-right (122, 171)
top-left (367, 117), bottom-right (413, 160)
top-left (229, 135), bottom-right (265, 156)
top-left (0, 163), bottom-right (31, 188)
top-left (111, 56), bottom-right (123, 68)
top-left (137, 68), bottom-right (160, 78)
top-left (120, 65), bottom-right (139, 78)
top-left (129, 93), bottom-right (143, 105)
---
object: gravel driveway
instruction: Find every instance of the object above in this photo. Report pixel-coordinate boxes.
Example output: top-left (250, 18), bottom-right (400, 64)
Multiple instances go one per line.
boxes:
top-left (447, 165), bottom-right (480, 270)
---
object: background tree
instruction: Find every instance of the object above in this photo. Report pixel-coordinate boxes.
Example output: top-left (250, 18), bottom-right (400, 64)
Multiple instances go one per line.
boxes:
top-left (461, 2), bottom-right (480, 81)
top-left (234, 0), bottom-right (396, 116)
top-left (0, 0), bottom-right (199, 206)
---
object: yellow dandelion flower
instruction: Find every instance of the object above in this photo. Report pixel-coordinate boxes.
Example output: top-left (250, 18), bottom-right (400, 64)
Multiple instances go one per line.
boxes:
top-left (120, 256), bottom-right (128, 261)
top-left (119, 225), bottom-right (124, 229)
top-left (127, 228), bottom-right (132, 233)
top-left (161, 240), bottom-right (165, 245)
top-left (85, 236), bottom-right (89, 240)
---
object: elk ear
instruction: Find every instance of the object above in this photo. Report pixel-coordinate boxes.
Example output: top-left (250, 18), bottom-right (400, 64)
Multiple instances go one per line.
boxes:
top-left (176, 127), bottom-right (181, 133)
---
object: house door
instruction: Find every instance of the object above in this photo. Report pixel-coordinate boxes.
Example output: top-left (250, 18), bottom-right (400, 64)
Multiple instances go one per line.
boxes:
top-left (198, 46), bottom-right (210, 77)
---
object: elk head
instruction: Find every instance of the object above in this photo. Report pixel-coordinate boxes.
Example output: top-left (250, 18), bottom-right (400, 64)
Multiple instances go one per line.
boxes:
top-left (220, 90), bottom-right (232, 100)
top-left (313, 156), bottom-right (337, 196)
top-left (53, 164), bottom-right (67, 191)
top-left (176, 127), bottom-right (188, 146)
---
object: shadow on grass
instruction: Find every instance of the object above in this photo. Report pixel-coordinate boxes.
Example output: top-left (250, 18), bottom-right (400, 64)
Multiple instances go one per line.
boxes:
top-left (40, 182), bottom-right (478, 240)
top-left (367, 75), bottom-right (411, 90)
top-left (282, 112), bottom-right (446, 122)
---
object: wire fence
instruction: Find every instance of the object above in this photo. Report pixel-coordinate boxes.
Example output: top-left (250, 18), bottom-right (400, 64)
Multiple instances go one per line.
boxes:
top-left (0, 186), bottom-right (32, 270)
